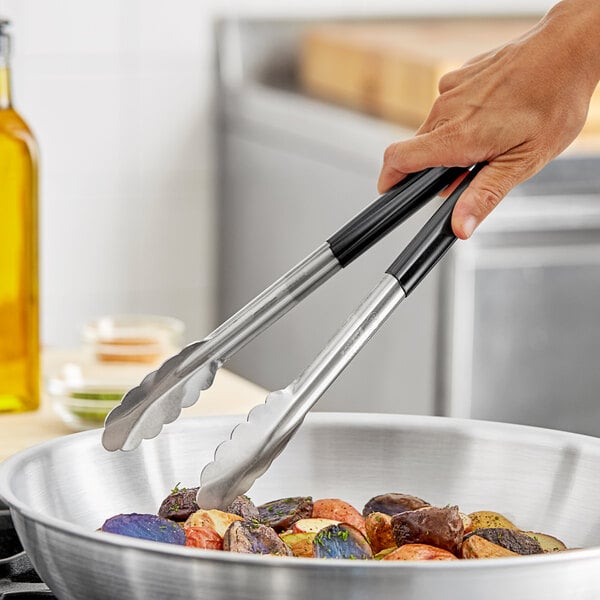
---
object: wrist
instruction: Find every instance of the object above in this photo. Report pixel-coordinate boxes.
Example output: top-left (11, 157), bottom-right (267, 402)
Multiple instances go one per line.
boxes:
top-left (545, 0), bottom-right (600, 87)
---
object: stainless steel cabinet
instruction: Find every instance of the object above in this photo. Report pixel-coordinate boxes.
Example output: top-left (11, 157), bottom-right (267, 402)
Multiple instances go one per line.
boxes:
top-left (216, 19), bottom-right (600, 434)
top-left (440, 174), bottom-right (600, 435)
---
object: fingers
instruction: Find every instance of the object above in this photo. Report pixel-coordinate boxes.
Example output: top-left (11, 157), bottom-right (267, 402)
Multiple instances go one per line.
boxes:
top-left (377, 130), bottom-right (473, 194)
top-left (450, 161), bottom-right (523, 239)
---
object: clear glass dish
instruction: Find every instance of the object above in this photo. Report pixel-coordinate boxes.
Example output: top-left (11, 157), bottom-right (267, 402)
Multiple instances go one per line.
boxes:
top-left (48, 314), bottom-right (185, 430)
top-left (82, 314), bottom-right (184, 365)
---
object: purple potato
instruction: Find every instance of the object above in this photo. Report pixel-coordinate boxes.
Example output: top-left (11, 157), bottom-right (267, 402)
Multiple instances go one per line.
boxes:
top-left (258, 497), bottom-right (313, 532)
top-left (223, 521), bottom-right (293, 556)
top-left (362, 493), bottom-right (430, 517)
top-left (471, 528), bottom-right (543, 555)
top-left (158, 486), bottom-right (199, 521)
top-left (226, 495), bottom-right (260, 521)
top-left (312, 523), bottom-right (372, 560)
top-left (391, 506), bottom-right (464, 555)
top-left (101, 513), bottom-right (186, 545)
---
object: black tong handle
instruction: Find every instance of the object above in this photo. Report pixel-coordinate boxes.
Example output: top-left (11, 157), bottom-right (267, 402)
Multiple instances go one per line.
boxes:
top-left (387, 163), bottom-right (485, 295)
top-left (327, 166), bottom-right (465, 267)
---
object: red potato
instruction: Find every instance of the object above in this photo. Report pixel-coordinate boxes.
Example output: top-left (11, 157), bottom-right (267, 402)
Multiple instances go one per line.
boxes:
top-left (184, 526), bottom-right (223, 550)
top-left (383, 543), bottom-right (458, 561)
top-left (312, 499), bottom-right (367, 537)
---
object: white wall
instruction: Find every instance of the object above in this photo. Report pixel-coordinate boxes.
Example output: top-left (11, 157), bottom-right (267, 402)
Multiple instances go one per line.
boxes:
top-left (0, 0), bottom-right (555, 348)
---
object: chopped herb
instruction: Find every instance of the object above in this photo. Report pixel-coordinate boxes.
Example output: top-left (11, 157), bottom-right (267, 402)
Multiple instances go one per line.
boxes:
top-left (170, 482), bottom-right (182, 494)
top-left (169, 503), bottom-right (181, 512)
top-left (337, 529), bottom-right (349, 541)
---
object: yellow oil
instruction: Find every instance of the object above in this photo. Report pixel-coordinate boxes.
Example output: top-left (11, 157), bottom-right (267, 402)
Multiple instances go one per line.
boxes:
top-left (0, 64), bottom-right (39, 412)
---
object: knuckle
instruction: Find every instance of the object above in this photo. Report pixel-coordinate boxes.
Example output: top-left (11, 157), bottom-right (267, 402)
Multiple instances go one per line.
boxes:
top-left (476, 185), bottom-right (506, 215)
top-left (382, 143), bottom-right (403, 166)
top-left (438, 70), bottom-right (458, 94)
top-left (383, 144), bottom-right (398, 164)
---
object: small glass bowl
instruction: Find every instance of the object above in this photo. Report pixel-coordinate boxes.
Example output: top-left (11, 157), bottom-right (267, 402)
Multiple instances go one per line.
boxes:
top-left (82, 314), bottom-right (184, 365)
top-left (49, 315), bottom-right (185, 430)
top-left (47, 360), bottom-right (147, 431)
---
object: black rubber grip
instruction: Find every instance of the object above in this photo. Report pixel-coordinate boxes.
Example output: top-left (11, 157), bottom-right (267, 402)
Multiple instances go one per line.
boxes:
top-left (327, 166), bottom-right (465, 267)
top-left (386, 163), bottom-right (485, 295)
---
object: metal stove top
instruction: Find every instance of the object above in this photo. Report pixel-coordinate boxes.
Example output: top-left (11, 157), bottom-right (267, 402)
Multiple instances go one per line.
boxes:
top-left (0, 508), bottom-right (54, 599)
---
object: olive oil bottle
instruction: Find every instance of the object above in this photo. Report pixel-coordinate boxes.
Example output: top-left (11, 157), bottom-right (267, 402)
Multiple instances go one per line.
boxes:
top-left (0, 19), bottom-right (39, 412)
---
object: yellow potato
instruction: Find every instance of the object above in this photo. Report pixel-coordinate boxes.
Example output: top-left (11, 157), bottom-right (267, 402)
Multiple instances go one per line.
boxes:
top-left (522, 531), bottom-right (567, 552)
top-left (280, 531), bottom-right (316, 557)
top-left (461, 535), bottom-right (520, 559)
top-left (292, 518), bottom-right (340, 534)
top-left (184, 509), bottom-right (243, 537)
top-left (468, 510), bottom-right (519, 531)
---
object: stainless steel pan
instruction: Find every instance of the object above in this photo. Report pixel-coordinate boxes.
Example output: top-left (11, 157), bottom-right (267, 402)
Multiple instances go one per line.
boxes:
top-left (2, 413), bottom-right (600, 600)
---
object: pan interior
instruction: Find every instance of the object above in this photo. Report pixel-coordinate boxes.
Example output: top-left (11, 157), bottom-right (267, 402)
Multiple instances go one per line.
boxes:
top-left (3, 413), bottom-right (600, 550)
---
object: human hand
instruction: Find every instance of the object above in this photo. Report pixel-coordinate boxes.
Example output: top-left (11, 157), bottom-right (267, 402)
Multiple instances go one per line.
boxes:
top-left (377, 0), bottom-right (600, 239)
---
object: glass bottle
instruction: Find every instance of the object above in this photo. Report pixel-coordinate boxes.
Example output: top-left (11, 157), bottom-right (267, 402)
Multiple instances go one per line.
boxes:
top-left (0, 19), bottom-right (39, 412)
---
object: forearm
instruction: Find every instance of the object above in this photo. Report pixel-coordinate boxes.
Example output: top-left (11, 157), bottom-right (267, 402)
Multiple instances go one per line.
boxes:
top-left (544, 0), bottom-right (600, 90)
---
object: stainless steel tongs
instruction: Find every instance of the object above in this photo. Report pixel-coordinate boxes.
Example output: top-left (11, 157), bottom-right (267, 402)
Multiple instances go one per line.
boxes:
top-left (103, 163), bottom-right (484, 508)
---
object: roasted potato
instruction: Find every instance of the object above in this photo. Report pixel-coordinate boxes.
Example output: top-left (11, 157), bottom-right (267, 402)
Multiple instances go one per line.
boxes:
top-left (292, 518), bottom-right (340, 534)
top-left (472, 528), bottom-right (543, 555)
top-left (468, 511), bottom-right (518, 531)
top-left (382, 543), bottom-right (458, 561)
top-left (226, 495), bottom-right (260, 521)
top-left (158, 486), bottom-right (199, 521)
top-left (258, 497), bottom-right (313, 532)
top-left (363, 493), bottom-right (430, 517)
top-left (373, 547), bottom-right (398, 560)
top-left (460, 512), bottom-right (474, 534)
top-left (184, 525), bottom-right (223, 550)
top-left (391, 506), bottom-right (464, 555)
top-left (365, 512), bottom-right (396, 554)
top-left (312, 523), bottom-right (372, 560)
top-left (461, 534), bottom-right (520, 559)
top-left (224, 521), bottom-right (293, 556)
top-left (280, 531), bottom-right (316, 557)
top-left (101, 513), bottom-right (186, 545)
top-left (313, 498), bottom-right (367, 537)
top-left (522, 531), bottom-right (567, 553)
top-left (184, 509), bottom-right (243, 537)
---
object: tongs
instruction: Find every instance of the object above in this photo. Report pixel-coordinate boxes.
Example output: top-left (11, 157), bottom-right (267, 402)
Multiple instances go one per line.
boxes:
top-left (103, 163), bottom-right (484, 508)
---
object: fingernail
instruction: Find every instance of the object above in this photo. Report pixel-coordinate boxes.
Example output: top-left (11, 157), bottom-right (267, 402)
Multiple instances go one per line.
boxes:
top-left (462, 216), bottom-right (479, 238)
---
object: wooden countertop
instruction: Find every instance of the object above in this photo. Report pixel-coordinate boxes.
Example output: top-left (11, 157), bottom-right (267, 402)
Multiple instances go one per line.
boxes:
top-left (0, 349), bottom-right (268, 462)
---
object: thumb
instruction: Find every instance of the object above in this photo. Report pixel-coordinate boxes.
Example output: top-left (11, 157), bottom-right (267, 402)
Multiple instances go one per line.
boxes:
top-left (451, 161), bottom-right (524, 239)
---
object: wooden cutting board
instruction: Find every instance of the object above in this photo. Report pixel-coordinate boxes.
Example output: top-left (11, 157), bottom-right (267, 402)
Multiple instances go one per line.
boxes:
top-left (299, 19), bottom-right (600, 135)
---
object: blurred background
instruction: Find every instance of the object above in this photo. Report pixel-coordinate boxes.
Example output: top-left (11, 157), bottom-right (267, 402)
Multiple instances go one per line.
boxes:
top-left (2, 0), bottom-right (600, 434)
